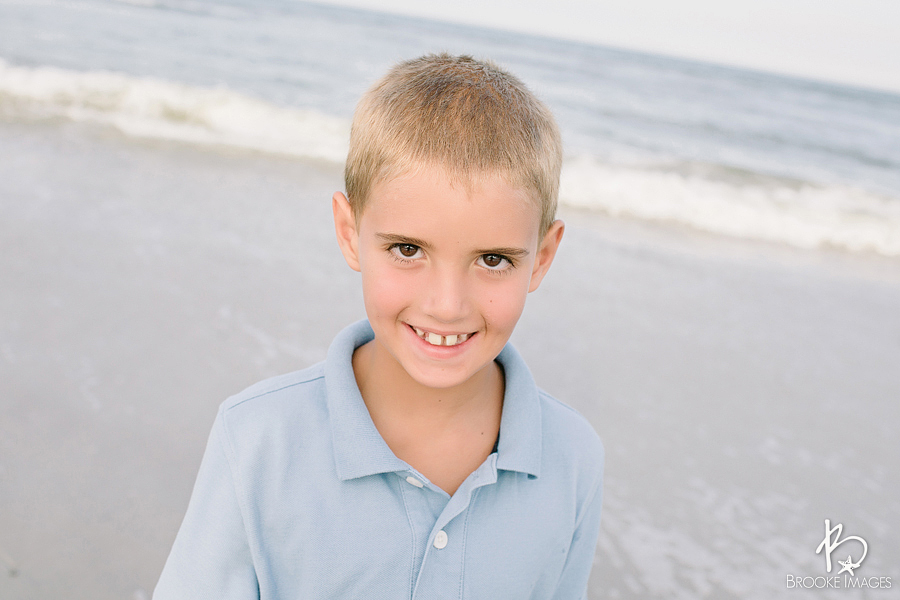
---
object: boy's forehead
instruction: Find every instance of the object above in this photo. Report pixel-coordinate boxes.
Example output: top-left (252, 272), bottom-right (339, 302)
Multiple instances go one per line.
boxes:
top-left (369, 165), bottom-right (538, 211)
top-left (362, 166), bottom-right (542, 241)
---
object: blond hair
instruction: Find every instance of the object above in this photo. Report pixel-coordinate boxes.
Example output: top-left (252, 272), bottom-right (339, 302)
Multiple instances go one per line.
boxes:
top-left (345, 53), bottom-right (562, 236)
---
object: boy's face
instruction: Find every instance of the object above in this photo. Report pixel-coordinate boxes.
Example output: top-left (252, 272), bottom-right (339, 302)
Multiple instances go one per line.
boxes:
top-left (333, 165), bottom-right (563, 391)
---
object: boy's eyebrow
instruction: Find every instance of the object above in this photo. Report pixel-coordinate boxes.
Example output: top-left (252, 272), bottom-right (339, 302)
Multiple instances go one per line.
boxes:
top-left (376, 233), bottom-right (433, 249)
top-left (473, 246), bottom-right (529, 257)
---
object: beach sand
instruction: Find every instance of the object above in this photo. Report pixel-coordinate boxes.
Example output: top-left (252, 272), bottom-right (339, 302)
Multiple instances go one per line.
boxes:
top-left (2, 120), bottom-right (898, 599)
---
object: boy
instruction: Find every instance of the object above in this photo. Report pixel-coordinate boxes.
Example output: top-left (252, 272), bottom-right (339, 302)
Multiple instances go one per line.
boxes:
top-left (154, 54), bottom-right (603, 599)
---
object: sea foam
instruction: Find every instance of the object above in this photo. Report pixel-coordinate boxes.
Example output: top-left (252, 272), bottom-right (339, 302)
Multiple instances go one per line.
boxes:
top-left (3, 59), bottom-right (899, 257)
top-left (561, 156), bottom-right (900, 256)
top-left (0, 59), bottom-right (350, 163)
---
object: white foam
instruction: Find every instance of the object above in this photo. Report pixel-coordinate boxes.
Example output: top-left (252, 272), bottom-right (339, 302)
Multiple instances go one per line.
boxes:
top-left (561, 155), bottom-right (900, 256)
top-left (0, 59), bottom-right (350, 163)
top-left (4, 60), bottom-right (899, 257)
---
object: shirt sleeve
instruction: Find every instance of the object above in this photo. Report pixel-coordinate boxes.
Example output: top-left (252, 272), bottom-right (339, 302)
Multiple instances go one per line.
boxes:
top-left (551, 466), bottom-right (604, 600)
top-left (153, 407), bottom-right (259, 600)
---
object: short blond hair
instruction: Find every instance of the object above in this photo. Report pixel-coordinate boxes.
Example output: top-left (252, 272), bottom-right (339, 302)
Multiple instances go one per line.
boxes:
top-left (345, 53), bottom-right (562, 237)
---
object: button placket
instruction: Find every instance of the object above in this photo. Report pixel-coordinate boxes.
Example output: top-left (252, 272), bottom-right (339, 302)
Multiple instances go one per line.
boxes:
top-left (411, 457), bottom-right (497, 599)
top-left (412, 517), bottom-right (466, 598)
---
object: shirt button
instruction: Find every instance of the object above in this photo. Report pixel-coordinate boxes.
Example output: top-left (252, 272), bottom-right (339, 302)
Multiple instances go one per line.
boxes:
top-left (405, 476), bottom-right (424, 488)
top-left (433, 530), bottom-right (448, 549)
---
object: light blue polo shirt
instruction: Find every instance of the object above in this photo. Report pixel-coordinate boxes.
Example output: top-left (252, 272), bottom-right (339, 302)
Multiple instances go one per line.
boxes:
top-left (154, 320), bottom-right (603, 600)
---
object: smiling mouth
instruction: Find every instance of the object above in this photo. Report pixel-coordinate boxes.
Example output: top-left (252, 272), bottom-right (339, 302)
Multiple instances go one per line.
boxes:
top-left (410, 325), bottom-right (473, 347)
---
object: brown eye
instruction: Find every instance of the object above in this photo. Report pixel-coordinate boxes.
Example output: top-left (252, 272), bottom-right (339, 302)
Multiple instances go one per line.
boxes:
top-left (390, 244), bottom-right (422, 260)
top-left (478, 254), bottom-right (511, 271)
top-left (482, 254), bottom-right (503, 267)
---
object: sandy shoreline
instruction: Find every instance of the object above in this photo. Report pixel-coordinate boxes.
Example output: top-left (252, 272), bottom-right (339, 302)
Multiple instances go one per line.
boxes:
top-left (2, 120), bottom-right (898, 599)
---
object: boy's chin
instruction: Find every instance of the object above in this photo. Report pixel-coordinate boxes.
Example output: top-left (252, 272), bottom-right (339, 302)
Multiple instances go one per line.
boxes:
top-left (397, 349), bottom-right (503, 392)
top-left (401, 365), bottom-right (491, 392)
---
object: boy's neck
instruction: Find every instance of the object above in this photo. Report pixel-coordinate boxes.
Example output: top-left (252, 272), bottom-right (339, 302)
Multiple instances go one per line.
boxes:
top-left (351, 338), bottom-right (503, 494)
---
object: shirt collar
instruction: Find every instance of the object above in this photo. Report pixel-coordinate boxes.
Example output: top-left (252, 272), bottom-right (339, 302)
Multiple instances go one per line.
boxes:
top-left (494, 342), bottom-right (543, 478)
top-left (325, 319), bottom-right (543, 481)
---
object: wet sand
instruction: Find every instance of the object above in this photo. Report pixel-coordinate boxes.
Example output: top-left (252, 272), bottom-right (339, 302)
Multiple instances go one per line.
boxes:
top-left (1, 120), bottom-right (898, 599)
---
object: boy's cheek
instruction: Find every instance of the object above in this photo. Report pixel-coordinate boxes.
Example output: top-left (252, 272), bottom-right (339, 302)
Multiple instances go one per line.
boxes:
top-left (486, 289), bottom-right (529, 331)
top-left (360, 263), bottom-right (417, 312)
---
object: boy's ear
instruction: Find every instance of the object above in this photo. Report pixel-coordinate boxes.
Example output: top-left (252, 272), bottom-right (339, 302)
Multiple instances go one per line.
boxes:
top-left (528, 219), bottom-right (565, 293)
top-left (332, 192), bottom-right (361, 272)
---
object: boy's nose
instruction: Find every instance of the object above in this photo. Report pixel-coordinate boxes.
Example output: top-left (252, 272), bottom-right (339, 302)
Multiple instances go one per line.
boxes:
top-left (421, 266), bottom-right (470, 323)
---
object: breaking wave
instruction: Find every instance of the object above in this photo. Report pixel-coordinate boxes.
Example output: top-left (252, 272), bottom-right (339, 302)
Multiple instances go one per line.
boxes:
top-left (560, 156), bottom-right (900, 256)
top-left (0, 58), bottom-right (349, 163)
top-left (3, 59), bottom-right (898, 256)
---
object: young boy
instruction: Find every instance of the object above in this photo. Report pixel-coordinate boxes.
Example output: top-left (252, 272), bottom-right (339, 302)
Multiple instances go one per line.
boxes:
top-left (154, 54), bottom-right (603, 600)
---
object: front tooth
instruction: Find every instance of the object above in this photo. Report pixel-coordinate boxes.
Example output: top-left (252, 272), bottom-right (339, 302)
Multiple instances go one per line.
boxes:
top-left (427, 332), bottom-right (442, 345)
top-left (445, 334), bottom-right (458, 346)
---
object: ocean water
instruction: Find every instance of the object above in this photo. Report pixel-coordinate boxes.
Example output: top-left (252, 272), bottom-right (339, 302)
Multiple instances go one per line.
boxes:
top-left (2, 0), bottom-right (900, 256)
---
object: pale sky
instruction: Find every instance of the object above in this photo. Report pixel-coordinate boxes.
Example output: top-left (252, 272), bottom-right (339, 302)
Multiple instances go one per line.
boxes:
top-left (318, 0), bottom-right (900, 94)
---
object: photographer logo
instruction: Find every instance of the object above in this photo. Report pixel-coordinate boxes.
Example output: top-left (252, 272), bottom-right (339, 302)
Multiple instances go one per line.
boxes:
top-left (785, 519), bottom-right (891, 591)
top-left (816, 519), bottom-right (866, 576)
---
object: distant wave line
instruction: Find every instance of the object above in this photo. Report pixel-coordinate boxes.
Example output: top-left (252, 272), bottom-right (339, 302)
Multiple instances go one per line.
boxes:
top-left (2, 59), bottom-right (898, 257)
top-left (0, 58), bottom-right (350, 163)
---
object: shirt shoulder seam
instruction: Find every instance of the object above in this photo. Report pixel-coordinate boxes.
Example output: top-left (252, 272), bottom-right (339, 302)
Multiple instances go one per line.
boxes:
top-left (224, 370), bottom-right (325, 412)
